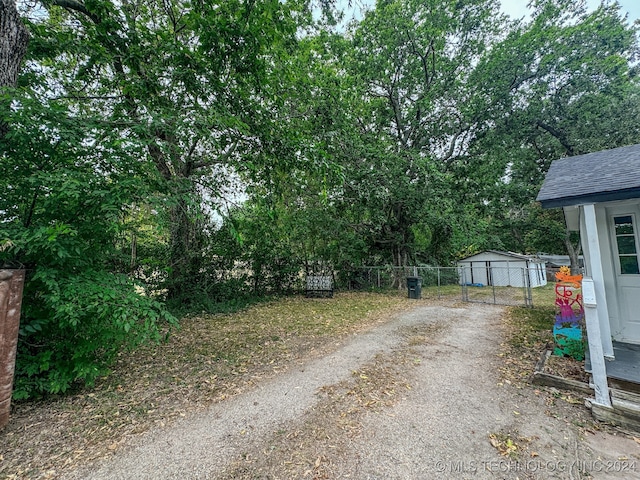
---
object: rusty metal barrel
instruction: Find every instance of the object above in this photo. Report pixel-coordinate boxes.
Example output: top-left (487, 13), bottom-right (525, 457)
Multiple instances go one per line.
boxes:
top-left (0, 269), bottom-right (25, 428)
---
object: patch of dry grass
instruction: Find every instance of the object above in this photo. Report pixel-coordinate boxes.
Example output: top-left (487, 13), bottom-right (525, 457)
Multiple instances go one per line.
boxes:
top-left (544, 355), bottom-right (589, 383)
top-left (498, 306), bottom-right (556, 386)
top-left (1, 292), bottom-right (417, 480)
top-left (530, 283), bottom-right (557, 307)
top-left (499, 305), bottom-right (600, 434)
top-left (500, 304), bottom-right (590, 385)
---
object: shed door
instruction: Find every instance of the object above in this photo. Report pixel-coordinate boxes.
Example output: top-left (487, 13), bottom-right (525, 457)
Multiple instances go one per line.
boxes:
top-left (608, 207), bottom-right (640, 343)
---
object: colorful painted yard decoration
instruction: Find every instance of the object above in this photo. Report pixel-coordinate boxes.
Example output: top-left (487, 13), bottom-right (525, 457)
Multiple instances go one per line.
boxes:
top-left (554, 266), bottom-right (585, 360)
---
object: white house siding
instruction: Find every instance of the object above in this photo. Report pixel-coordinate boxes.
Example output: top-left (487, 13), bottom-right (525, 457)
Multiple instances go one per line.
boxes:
top-left (581, 200), bottom-right (640, 344)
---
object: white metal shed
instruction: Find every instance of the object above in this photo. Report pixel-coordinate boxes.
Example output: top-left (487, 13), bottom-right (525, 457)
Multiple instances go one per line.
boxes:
top-left (457, 250), bottom-right (547, 288)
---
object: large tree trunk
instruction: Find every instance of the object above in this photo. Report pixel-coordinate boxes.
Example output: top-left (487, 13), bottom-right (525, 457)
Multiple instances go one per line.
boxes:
top-left (564, 227), bottom-right (582, 275)
top-left (166, 196), bottom-right (208, 301)
top-left (0, 0), bottom-right (29, 138)
top-left (0, 0), bottom-right (28, 87)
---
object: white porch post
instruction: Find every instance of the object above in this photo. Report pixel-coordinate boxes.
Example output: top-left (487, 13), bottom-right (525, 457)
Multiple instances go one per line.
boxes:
top-left (582, 204), bottom-right (614, 358)
top-left (582, 278), bottom-right (611, 407)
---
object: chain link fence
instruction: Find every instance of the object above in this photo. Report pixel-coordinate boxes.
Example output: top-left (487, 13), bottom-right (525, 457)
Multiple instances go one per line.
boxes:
top-left (338, 266), bottom-right (461, 299)
top-left (340, 265), bottom-right (536, 307)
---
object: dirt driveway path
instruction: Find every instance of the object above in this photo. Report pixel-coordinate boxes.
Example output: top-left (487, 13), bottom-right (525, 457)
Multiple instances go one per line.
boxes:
top-left (64, 303), bottom-right (640, 480)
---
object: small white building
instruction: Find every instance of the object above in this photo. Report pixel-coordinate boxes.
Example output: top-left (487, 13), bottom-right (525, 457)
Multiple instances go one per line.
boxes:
top-left (457, 250), bottom-right (547, 288)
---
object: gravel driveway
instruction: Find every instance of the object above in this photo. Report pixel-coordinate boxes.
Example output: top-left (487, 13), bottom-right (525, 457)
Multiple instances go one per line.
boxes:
top-left (64, 302), bottom-right (640, 480)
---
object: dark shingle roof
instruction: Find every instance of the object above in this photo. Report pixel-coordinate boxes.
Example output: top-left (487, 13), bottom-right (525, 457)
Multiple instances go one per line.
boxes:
top-left (537, 143), bottom-right (640, 208)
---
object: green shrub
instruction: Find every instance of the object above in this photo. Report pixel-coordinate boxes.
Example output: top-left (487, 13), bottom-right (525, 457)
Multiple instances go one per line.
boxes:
top-left (14, 268), bottom-right (176, 399)
top-left (0, 99), bottom-right (177, 398)
top-left (561, 338), bottom-right (586, 362)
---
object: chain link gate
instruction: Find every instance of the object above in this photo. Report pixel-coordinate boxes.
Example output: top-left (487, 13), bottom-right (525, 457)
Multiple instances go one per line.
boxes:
top-left (460, 265), bottom-right (534, 307)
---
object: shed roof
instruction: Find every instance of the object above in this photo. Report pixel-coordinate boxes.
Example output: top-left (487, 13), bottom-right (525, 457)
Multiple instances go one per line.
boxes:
top-left (536, 143), bottom-right (640, 208)
top-left (537, 254), bottom-right (584, 267)
top-left (457, 250), bottom-right (537, 262)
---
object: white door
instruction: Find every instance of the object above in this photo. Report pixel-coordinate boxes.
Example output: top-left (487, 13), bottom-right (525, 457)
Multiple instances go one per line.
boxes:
top-left (608, 206), bottom-right (640, 343)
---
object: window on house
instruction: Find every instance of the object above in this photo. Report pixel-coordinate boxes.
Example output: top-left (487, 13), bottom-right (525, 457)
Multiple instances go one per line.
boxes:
top-left (614, 215), bottom-right (640, 275)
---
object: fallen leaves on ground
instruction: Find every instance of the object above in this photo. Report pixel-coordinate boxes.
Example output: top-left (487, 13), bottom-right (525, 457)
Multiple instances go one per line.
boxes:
top-left (218, 322), bottom-right (446, 480)
top-left (0, 292), bottom-right (420, 479)
top-left (488, 430), bottom-right (537, 459)
top-left (499, 306), bottom-right (601, 437)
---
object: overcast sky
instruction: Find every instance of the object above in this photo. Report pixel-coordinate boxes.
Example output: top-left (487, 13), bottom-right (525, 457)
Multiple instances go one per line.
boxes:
top-left (500, 0), bottom-right (640, 23)
top-left (343, 1), bottom-right (640, 25)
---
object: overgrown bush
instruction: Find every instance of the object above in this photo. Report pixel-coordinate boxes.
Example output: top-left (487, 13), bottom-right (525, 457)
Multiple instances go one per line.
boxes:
top-left (1, 95), bottom-right (176, 398)
top-left (14, 267), bottom-right (176, 399)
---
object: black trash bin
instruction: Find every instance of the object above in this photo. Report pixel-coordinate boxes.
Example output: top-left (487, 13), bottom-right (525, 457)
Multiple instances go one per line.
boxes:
top-left (407, 276), bottom-right (422, 299)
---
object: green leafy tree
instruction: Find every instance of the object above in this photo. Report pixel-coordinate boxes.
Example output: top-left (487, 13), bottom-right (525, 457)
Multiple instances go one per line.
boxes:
top-left (341, 0), bottom-right (509, 266)
top-left (15, 0), bottom-right (311, 301)
top-left (0, 91), bottom-right (176, 398)
top-left (472, 0), bottom-right (640, 264)
top-left (0, 0), bottom-right (29, 138)
top-left (1, 0), bottom-right (319, 395)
